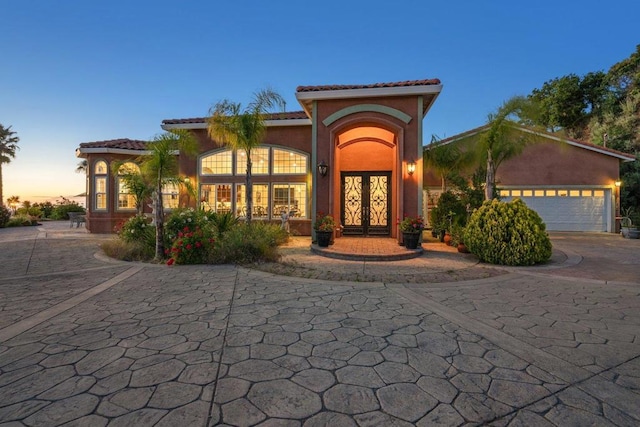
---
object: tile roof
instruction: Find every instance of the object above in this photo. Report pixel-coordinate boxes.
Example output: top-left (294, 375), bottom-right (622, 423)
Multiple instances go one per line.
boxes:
top-left (296, 79), bottom-right (442, 93)
top-left (79, 139), bottom-right (148, 150)
top-left (437, 124), bottom-right (636, 161)
top-left (162, 110), bottom-right (309, 125)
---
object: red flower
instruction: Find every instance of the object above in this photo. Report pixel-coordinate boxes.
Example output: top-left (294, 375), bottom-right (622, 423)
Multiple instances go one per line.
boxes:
top-left (167, 258), bottom-right (175, 266)
top-left (195, 242), bottom-right (202, 248)
top-left (186, 244), bottom-right (193, 250)
top-left (183, 226), bottom-right (190, 232)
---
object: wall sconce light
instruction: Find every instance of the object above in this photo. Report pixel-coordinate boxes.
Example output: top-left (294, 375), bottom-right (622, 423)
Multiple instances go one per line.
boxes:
top-left (615, 180), bottom-right (622, 188)
top-left (318, 161), bottom-right (329, 177)
top-left (407, 160), bottom-right (416, 176)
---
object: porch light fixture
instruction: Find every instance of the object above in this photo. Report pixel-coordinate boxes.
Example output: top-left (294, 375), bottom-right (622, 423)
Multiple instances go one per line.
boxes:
top-left (318, 161), bottom-right (329, 177)
top-left (615, 180), bottom-right (622, 188)
top-left (407, 160), bottom-right (416, 176)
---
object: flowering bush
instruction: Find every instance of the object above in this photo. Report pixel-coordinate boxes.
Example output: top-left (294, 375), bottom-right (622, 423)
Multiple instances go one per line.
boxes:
top-left (118, 214), bottom-right (153, 244)
top-left (165, 208), bottom-right (208, 242)
top-left (464, 198), bottom-right (551, 266)
top-left (398, 215), bottom-right (425, 233)
top-left (313, 212), bottom-right (335, 232)
top-left (0, 205), bottom-right (10, 228)
top-left (166, 226), bottom-right (214, 265)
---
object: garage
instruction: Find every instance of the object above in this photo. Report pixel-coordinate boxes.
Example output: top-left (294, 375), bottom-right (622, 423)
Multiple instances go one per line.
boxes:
top-left (501, 188), bottom-right (610, 232)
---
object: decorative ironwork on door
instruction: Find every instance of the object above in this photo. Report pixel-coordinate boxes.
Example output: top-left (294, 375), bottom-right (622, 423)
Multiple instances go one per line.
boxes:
top-left (341, 172), bottom-right (390, 235)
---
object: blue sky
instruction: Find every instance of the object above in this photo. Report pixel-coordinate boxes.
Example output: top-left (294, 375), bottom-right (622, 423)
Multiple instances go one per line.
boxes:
top-left (2, 0), bottom-right (638, 202)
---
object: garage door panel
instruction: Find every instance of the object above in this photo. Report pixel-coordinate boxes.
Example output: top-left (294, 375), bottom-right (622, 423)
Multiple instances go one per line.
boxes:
top-left (505, 190), bottom-right (608, 232)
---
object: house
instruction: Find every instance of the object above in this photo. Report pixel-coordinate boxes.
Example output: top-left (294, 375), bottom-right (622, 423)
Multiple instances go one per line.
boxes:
top-left (425, 125), bottom-right (635, 232)
top-left (76, 79), bottom-right (443, 238)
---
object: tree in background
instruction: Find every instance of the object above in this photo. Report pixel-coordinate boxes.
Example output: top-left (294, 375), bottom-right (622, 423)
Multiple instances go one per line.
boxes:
top-left (6, 195), bottom-right (19, 213)
top-left (138, 130), bottom-right (198, 261)
top-left (75, 160), bottom-right (88, 174)
top-left (207, 88), bottom-right (286, 224)
top-left (0, 124), bottom-right (20, 206)
top-left (424, 135), bottom-right (475, 192)
top-left (111, 161), bottom-right (152, 215)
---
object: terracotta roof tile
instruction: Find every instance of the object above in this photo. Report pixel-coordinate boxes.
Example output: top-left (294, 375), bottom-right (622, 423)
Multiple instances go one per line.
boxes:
top-left (296, 79), bottom-right (441, 93)
top-left (162, 110), bottom-right (309, 125)
top-left (79, 138), bottom-right (148, 150)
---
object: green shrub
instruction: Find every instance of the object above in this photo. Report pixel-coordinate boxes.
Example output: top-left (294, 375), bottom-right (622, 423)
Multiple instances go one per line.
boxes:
top-left (6, 215), bottom-right (38, 227)
top-left (430, 191), bottom-right (468, 231)
top-left (166, 226), bottom-right (215, 265)
top-left (101, 239), bottom-right (154, 261)
top-left (165, 208), bottom-right (209, 242)
top-left (464, 198), bottom-right (552, 266)
top-left (119, 214), bottom-right (155, 248)
top-left (16, 206), bottom-right (42, 218)
top-left (204, 211), bottom-right (238, 238)
top-left (0, 205), bottom-right (10, 227)
top-left (51, 202), bottom-right (85, 220)
top-left (210, 222), bottom-right (287, 264)
top-left (34, 202), bottom-right (54, 218)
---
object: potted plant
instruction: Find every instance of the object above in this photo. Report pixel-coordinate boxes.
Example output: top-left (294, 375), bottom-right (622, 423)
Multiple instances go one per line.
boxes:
top-left (398, 215), bottom-right (424, 249)
top-left (449, 224), bottom-right (469, 253)
top-left (314, 212), bottom-right (335, 247)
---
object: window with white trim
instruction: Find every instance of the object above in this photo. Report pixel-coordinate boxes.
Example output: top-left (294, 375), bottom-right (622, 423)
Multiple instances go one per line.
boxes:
top-left (272, 184), bottom-right (307, 218)
top-left (201, 150), bottom-right (233, 175)
top-left (236, 148), bottom-right (269, 175)
top-left (200, 184), bottom-right (232, 213)
top-left (94, 160), bottom-right (108, 211)
top-left (236, 184), bottom-right (269, 218)
top-left (162, 183), bottom-right (179, 209)
top-left (273, 149), bottom-right (308, 174)
top-left (116, 162), bottom-right (139, 211)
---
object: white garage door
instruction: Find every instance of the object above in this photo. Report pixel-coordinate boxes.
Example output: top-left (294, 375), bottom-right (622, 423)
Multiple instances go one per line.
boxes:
top-left (501, 189), bottom-right (609, 232)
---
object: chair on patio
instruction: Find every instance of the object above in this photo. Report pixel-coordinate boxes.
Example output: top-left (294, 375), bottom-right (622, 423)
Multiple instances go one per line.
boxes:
top-left (68, 212), bottom-right (86, 228)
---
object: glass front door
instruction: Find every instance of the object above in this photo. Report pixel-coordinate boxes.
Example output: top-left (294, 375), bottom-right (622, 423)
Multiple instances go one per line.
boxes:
top-left (341, 172), bottom-right (391, 236)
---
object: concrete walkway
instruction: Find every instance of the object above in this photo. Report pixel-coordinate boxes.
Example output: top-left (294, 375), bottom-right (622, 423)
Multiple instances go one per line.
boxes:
top-left (0, 221), bottom-right (638, 426)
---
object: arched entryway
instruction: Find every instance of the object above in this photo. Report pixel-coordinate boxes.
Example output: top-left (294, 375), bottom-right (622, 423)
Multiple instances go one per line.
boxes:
top-left (333, 125), bottom-right (398, 236)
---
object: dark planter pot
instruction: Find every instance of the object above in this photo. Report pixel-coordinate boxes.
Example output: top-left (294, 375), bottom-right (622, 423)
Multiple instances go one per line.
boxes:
top-left (629, 228), bottom-right (640, 239)
top-left (403, 232), bottom-right (421, 250)
top-left (315, 230), bottom-right (333, 247)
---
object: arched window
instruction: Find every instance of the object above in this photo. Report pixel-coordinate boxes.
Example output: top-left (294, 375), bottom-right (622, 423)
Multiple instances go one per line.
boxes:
top-left (236, 148), bottom-right (269, 175)
top-left (201, 150), bottom-right (232, 175)
top-left (94, 160), bottom-right (108, 211)
top-left (116, 162), bottom-right (140, 211)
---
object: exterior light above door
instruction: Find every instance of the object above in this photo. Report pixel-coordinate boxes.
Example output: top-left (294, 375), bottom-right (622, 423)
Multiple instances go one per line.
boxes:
top-left (318, 161), bottom-right (329, 177)
top-left (407, 160), bottom-right (416, 176)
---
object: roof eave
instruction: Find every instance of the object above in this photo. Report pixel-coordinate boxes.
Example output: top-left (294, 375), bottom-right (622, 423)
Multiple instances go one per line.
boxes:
top-left (295, 84), bottom-right (443, 117)
top-left (161, 118), bottom-right (311, 131)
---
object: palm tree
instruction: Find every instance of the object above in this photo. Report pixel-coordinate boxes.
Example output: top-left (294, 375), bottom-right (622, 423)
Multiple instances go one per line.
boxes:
top-left (138, 130), bottom-right (198, 261)
top-left (478, 96), bottom-right (541, 200)
top-left (0, 124), bottom-right (20, 206)
top-left (207, 88), bottom-right (286, 223)
top-left (75, 159), bottom-right (88, 174)
top-left (111, 161), bottom-right (152, 215)
top-left (424, 135), bottom-right (476, 192)
top-left (6, 195), bottom-right (19, 213)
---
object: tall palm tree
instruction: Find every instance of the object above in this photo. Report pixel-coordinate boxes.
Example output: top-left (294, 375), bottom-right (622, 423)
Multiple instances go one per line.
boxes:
top-left (0, 124), bottom-right (20, 206)
top-left (207, 88), bottom-right (286, 223)
top-left (75, 159), bottom-right (88, 174)
top-left (138, 130), bottom-right (198, 260)
top-left (478, 96), bottom-right (541, 200)
top-left (424, 135), bottom-right (476, 192)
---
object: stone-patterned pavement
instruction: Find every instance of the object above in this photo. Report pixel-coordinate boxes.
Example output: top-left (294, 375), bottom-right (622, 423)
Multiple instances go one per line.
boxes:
top-left (0, 223), bottom-right (638, 426)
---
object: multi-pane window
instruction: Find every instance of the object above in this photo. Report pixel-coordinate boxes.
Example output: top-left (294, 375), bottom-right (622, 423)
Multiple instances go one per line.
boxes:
top-left (272, 184), bottom-right (306, 218)
top-left (201, 150), bottom-right (233, 175)
top-left (162, 184), bottom-right (179, 209)
top-left (94, 160), bottom-right (108, 211)
top-left (116, 162), bottom-right (139, 210)
top-left (236, 148), bottom-right (269, 175)
top-left (273, 149), bottom-right (307, 174)
top-left (200, 184), bottom-right (232, 213)
top-left (236, 184), bottom-right (269, 218)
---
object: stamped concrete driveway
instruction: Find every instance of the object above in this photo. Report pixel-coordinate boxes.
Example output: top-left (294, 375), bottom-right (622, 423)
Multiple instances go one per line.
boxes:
top-left (0, 223), bottom-right (638, 426)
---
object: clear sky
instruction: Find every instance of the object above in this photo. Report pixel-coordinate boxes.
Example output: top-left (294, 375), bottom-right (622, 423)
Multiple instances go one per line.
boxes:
top-left (2, 0), bottom-right (638, 204)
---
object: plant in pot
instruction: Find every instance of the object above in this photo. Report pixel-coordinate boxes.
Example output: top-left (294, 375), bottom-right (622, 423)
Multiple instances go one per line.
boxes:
top-left (620, 207), bottom-right (639, 239)
top-left (398, 215), bottom-right (424, 249)
top-left (449, 224), bottom-right (469, 253)
top-left (314, 213), bottom-right (335, 247)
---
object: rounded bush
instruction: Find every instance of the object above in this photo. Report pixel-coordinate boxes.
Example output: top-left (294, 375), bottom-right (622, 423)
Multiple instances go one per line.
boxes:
top-left (464, 198), bottom-right (552, 266)
top-left (0, 205), bottom-right (10, 228)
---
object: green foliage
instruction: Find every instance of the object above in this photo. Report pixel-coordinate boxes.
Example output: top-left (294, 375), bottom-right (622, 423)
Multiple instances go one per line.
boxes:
top-left (0, 205), bottom-right (10, 227)
top-left (51, 200), bottom-right (85, 220)
top-left (429, 191), bottom-right (468, 231)
top-left (210, 222), bottom-right (287, 264)
top-left (167, 226), bottom-right (214, 265)
top-left (204, 210), bottom-right (238, 238)
top-left (101, 239), bottom-right (154, 262)
top-left (34, 202), bottom-right (54, 218)
top-left (464, 199), bottom-right (552, 266)
top-left (16, 206), bottom-right (42, 218)
top-left (165, 208), bottom-right (209, 243)
top-left (118, 214), bottom-right (154, 246)
top-left (398, 215), bottom-right (425, 233)
top-left (6, 214), bottom-right (38, 227)
top-left (313, 213), bottom-right (336, 232)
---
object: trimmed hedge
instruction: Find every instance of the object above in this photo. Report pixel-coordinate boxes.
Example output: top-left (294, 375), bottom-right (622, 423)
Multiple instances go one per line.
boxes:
top-left (464, 198), bottom-right (552, 266)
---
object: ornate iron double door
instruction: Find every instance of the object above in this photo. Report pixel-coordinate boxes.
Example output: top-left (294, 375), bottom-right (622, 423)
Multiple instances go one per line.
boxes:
top-left (341, 172), bottom-right (391, 236)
